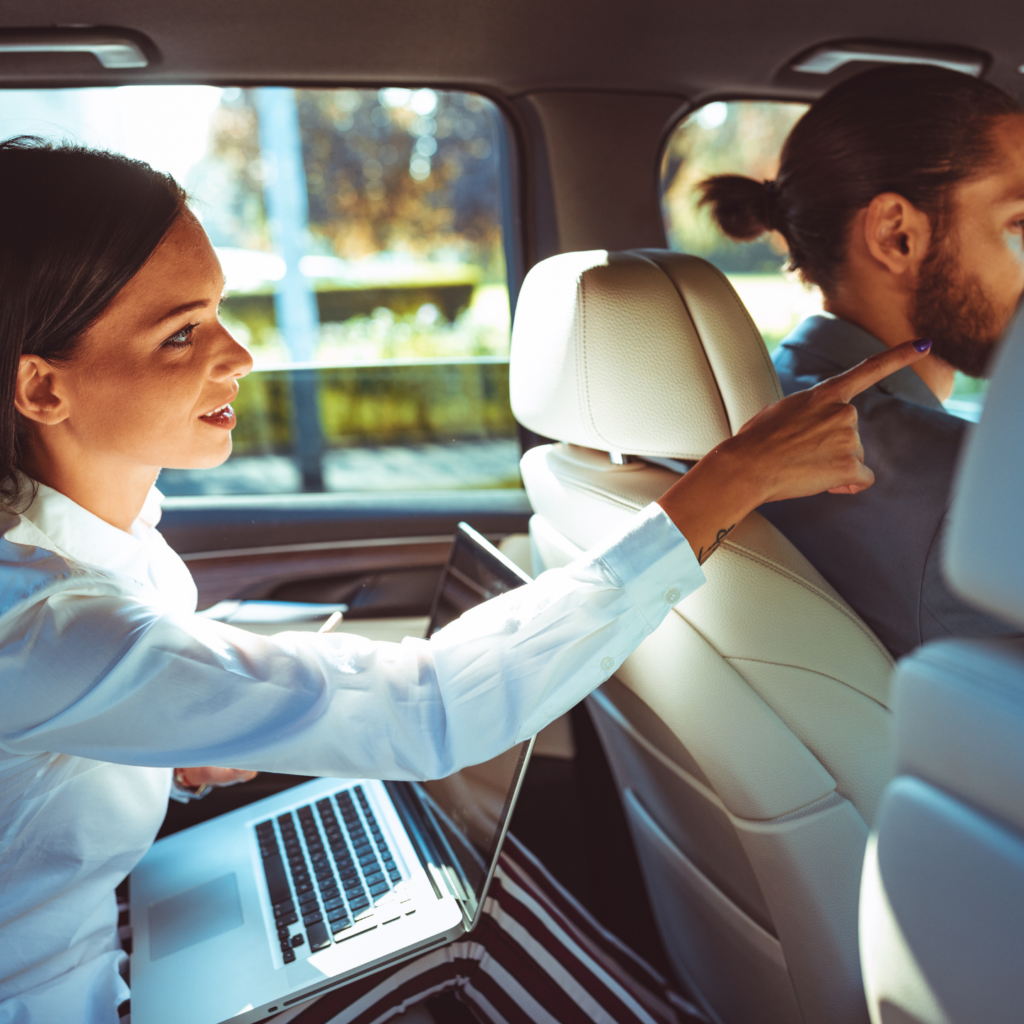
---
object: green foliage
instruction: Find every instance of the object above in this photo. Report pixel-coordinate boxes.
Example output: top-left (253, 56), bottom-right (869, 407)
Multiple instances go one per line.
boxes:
top-left (196, 88), bottom-right (506, 274)
top-left (230, 361), bottom-right (517, 457)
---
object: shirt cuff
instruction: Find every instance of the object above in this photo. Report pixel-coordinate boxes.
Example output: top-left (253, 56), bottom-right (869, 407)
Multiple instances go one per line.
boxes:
top-left (591, 502), bottom-right (705, 628)
top-left (169, 770), bottom-right (212, 803)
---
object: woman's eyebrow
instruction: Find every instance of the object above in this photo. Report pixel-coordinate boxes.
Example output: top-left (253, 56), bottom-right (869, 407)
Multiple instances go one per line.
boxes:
top-left (153, 278), bottom-right (229, 326)
top-left (154, 298), bottom-right (212, 325)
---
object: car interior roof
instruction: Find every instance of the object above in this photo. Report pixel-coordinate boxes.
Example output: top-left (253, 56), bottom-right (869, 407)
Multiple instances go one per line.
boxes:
top-left (0, 0), bottom-right (1021, 104)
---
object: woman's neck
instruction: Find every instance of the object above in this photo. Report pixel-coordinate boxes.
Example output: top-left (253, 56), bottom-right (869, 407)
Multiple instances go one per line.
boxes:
top-left (21, 442), bottom-right (158, 533)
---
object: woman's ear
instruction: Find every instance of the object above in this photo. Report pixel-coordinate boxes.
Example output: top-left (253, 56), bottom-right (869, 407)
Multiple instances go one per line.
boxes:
top-left (863, 192), bottom-right (932, 278)
top-left (15, 355), bottom-right (69, 425)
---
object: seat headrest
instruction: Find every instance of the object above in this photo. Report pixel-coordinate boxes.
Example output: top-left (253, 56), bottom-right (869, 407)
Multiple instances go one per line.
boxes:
top-left (946, 306), bottom-right (1024, 627)
top-left (509, 250), bottom-right (782, 459)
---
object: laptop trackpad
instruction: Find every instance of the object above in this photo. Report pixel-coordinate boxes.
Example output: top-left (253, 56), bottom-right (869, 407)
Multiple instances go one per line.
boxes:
top-left (148, 873), bottom-right (244, 961)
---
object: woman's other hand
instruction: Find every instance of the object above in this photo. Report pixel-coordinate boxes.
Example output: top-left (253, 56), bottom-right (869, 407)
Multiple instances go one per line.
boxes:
top-left (658, 339), bottom-right (931, 563)
top-left (175, 766), bottom-right (258, 788)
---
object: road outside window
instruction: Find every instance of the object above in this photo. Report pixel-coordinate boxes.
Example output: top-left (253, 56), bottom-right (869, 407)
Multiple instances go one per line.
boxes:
top-left (660, 100), bottom-right (986, 421)
top-left (0, 86), bottom-right (520, 493)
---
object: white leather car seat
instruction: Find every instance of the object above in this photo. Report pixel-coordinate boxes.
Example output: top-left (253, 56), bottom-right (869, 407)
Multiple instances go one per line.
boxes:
top-left (509, 250), bottom-right (895, 1024)
top-left (859, 310), bottom-right (1024, 1024)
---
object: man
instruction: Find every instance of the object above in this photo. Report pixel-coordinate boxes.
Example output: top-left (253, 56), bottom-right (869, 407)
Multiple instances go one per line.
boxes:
top-left (699, 64), bottom-right (1023, 657)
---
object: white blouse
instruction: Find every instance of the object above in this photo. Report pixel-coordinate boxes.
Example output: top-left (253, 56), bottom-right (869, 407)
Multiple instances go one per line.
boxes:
top-left (0, 479), bottom-right (702, 1023)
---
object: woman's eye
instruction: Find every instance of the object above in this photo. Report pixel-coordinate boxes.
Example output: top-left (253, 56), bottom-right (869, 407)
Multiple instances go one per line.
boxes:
top-left (162, 323), bottom-right (198, 349)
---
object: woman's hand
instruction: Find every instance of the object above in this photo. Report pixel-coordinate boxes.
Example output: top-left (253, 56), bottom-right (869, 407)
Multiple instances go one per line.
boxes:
top-left (175, 766), bottom-right (258, 788)
top-left (658, 339), bottom-right (931, 563)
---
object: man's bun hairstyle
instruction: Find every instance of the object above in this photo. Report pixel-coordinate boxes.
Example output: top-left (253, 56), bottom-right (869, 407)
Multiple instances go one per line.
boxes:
top-left (697, 65), bottom-right (1021, 289)
top-left (698, 175), bottom-right (780, 241)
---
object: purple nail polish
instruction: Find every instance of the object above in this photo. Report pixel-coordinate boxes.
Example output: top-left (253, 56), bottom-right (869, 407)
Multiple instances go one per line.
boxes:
top-left (913, 338), bottom-right (932, 353)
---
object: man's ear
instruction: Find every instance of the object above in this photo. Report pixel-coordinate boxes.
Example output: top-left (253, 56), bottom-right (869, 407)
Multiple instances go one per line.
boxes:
top-left (15, 355), bottom-right (70, 426)
top-left (863, 192), bottom-right (932, 277)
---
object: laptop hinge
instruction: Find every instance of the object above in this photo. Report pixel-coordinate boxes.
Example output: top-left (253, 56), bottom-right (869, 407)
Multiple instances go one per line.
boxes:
top-left (384, 781), bottom-right (475, 929)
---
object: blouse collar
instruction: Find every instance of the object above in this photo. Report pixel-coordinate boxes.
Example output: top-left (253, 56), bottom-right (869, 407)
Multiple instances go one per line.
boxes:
top-left (2, 475), bottom-right (197, 611)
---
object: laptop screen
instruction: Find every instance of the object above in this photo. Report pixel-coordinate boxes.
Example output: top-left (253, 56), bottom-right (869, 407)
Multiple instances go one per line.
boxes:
top-left (388, 522), bottom-right (535, 928)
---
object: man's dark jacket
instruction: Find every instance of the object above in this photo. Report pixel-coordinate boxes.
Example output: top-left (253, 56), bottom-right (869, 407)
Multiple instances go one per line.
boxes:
top-left (760, 314), bottom-right (1016, 659)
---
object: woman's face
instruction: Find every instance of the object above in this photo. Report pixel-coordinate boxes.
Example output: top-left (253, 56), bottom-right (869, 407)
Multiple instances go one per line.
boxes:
top-left (35, 211), bottom-right (253, 474)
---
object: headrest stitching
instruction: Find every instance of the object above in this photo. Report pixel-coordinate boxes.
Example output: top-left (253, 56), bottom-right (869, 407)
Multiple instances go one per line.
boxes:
top-left (699, 261), bottom-right (783, 412)
top-left (575, 273), bottom-right (593, 448)
top-left (578, 269), bottom-right (617, 451)
top-left (641, 254), bottom-right (730, 434)
top-left (635, 251), bottom-right (784, 430)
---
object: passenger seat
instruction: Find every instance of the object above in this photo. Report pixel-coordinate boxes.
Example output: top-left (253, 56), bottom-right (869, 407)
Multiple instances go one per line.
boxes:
top-left (859, 310), bottom-right (1024, 1024)
top-left (510, 250), bottom-right (893, 1024)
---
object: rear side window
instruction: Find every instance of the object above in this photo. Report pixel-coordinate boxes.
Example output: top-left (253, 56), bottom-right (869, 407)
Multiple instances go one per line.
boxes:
top-left (660, 99), bottom-right (986, 420)
top-left (0, 86), bottom-right (518, 493)
top-left (660, 100), bottom-right (816, 352)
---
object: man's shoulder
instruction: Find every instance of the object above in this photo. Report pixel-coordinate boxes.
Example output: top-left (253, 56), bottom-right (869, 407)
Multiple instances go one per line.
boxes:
top-left (772, 314), bottom-right (882, 393)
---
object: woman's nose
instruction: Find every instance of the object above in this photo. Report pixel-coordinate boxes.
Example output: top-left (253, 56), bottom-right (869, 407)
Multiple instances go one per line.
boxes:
top-left (210, 324), bottom-right (254, 381)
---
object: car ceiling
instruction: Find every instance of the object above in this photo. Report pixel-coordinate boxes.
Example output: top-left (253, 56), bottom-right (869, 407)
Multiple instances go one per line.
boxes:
top-left (0, 0), bottom-right (1022, 105)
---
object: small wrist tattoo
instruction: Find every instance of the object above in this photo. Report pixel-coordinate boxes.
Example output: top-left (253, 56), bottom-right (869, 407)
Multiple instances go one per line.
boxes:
top-left (697, 524), bottom-right (735, 565)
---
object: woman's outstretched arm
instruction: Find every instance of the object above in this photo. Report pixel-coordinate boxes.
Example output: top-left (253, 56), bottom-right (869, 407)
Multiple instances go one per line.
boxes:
top-left (0, 342), bottom-right (928, 782)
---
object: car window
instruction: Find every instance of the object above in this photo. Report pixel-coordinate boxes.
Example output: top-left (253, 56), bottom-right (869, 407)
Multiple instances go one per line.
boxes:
top-left (0, 86), bottom-right (520, 493)
top-left (660, 100), bottom-right (986, 420)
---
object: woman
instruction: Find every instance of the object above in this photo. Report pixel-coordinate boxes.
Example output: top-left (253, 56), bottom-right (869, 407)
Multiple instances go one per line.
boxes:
top-left (0, 137), bottom-right (926, 1024)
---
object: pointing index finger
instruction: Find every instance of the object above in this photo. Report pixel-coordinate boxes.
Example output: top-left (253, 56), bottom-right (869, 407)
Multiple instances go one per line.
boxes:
top-left (820, 339), bottom-right (932, 404)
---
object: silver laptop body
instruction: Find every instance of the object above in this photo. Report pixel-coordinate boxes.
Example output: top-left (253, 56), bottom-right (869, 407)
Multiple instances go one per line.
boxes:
top-left (130, 524), bottom-right (535, 1024)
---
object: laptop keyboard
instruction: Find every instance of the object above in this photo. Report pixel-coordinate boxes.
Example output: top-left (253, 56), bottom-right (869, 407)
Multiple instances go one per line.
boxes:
top-left (254, 785), bottom-right (409, 964)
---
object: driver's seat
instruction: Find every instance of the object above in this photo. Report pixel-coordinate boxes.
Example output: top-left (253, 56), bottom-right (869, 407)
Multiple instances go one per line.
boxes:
top-left (510, 249), bottom-right (895, 1024)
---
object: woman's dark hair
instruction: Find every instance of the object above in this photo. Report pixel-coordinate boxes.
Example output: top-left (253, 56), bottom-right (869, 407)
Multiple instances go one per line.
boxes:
top-left (698, 65), bottom-right (1022, 289)
top-left (0, 137), bottom-right (186, 507)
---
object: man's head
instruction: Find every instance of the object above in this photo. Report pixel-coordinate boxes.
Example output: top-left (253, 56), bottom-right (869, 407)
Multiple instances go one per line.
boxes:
top-left (699, 65), bottom-right (1024, 378)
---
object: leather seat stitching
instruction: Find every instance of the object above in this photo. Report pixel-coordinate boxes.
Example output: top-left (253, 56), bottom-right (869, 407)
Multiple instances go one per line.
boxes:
top-left (726, 657), bottom-right (892, 712)
top-left (543, 474), bottom-right (892, 663)
top-left (552, 475), bottom-right (651, 511)
top-left (723, 541), bottom-right (894, 665)
top-left (548, 477), bottom-right (891, 664)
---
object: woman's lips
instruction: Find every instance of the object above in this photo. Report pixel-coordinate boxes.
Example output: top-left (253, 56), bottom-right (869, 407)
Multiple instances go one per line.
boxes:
top-left (199, 403), bottom-right (236, 429)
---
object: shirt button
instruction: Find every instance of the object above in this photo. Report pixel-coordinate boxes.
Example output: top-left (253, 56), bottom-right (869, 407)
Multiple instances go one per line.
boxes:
top-left (600, 657), bottom-right (615, 673)
top-left (664, 587), bottom-right (681, 604)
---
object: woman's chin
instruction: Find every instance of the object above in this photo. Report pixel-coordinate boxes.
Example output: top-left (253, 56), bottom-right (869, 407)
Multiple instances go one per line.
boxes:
top-left (165, 441), bottom-right (233, 471)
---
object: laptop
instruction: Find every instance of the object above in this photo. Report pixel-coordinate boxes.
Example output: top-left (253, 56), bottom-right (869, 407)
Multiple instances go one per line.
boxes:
top-left (130, 523), bottom-right (535, 1024)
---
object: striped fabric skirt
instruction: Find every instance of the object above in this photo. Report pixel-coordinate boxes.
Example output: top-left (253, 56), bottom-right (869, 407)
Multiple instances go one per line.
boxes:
top-left (282, 834), bottom-right (705, 1024)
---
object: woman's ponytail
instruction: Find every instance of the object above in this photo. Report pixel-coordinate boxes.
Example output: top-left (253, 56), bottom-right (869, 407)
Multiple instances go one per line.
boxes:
top-left (697, 174), bottom-right (781, 241)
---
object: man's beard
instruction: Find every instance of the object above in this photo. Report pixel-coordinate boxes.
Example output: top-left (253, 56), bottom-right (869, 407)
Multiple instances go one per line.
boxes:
top-left (911, 233), bottom-right (1013, 379)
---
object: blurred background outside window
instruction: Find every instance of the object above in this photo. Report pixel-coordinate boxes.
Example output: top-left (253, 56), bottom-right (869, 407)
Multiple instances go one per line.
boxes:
top-left (0, 86), bottom-right (520, 494)
top-left (660, 100), bottom-right (985, 421)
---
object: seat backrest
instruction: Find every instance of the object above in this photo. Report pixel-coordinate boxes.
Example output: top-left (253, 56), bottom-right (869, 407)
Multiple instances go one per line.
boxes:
top-left (510, 250), bottom-right (895, 1024)
top-left (859, 310), bottom-right (1024, 1024)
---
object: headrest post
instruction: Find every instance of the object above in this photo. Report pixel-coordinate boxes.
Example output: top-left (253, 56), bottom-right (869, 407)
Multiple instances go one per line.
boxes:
top-left (609, 451), bottom-right (628, 465)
